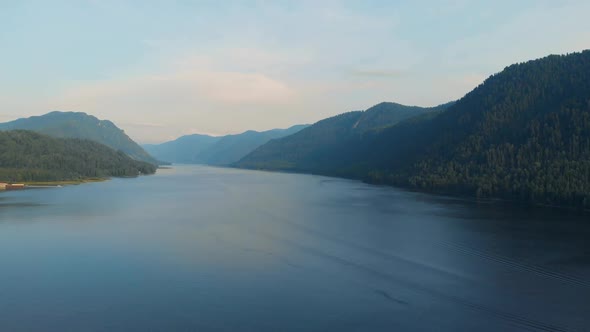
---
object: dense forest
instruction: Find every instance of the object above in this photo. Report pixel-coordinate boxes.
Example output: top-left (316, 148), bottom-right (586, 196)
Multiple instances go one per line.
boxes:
top-left (0, 130), bottom-right (157, 182)
top-left (237, 51), bottom-right (590, 209)
top-left (0, 111), bottom-right (160, 164)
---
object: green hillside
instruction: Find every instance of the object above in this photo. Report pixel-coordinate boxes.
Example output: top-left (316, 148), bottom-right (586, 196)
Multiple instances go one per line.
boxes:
top-left (363, 51), bottom-right (590, 208)
top-left (0, 130), bottom-right (156, 182)
top-left (0, 111), bottom-right (159, 165)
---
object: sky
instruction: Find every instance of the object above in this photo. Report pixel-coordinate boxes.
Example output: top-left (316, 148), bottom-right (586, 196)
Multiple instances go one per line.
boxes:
top-left (1, 0), bottom-right (589, 143)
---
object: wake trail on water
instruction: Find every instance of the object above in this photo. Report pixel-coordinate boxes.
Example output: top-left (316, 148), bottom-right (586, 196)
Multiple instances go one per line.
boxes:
top-left (219, 183), bottom-right (584, 331)
top-left (433, 241), bottom-right (590, 289)
top-left (373, 289), bottom-right (408, 306)
top-left (254, 207), bottom-right (590, 290)
top-left (245, 226), bottom-right (576, 332)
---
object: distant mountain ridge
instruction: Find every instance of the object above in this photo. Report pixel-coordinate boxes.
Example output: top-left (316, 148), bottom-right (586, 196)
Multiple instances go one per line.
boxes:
top-left (143, 134), bottom-right (221, 164)
top-left (0, 111), bottom-right (159, 165)
top-left (143, 125), bottom-right (308, 165)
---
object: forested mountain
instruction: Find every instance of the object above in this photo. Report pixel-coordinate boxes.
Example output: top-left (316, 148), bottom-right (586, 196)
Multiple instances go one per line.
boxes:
top-left (237, 50), bottom-right (590, 209)
top-left (236, 101), bottom-right (450, 172)
top-left (0, 130), bottom-right (157, 182)
top-left (363, 51), bottom-right (590, 208)
top-left (143, 125), bottom-right (308, 165)
top-left (0, 111), bottom-right (159, 164)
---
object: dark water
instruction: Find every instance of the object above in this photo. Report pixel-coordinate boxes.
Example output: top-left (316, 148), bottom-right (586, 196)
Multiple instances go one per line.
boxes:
top-left (0, 165), bottom-right (589, 332)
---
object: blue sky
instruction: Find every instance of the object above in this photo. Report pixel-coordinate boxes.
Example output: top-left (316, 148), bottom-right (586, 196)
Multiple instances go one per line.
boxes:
top-left (1, 0), bottom-right (589, 143)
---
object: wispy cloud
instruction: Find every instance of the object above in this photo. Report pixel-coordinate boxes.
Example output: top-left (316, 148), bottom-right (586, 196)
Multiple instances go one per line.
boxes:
top-left (53, 72), bottom-right (295, 111)
top-left (350, 69), bottom-right (405, 78)
top-left (119, 122), bottom-right (166, 129)
top-left (44, 49), bottom-right (303, 142)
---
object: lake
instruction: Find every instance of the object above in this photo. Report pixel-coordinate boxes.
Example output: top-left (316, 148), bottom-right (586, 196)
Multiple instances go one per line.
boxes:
top-left (0, 165), bottom-right (588, 331)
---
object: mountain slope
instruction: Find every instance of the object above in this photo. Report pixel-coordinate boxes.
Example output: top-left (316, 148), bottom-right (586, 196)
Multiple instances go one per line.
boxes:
top-left (143, 134), bottom-right (221, 164)
top-left (362, 50), bottom-right (590, 208)
top-left (238, 50), bottom-right (590, 209)
top-left (236, 101), bottom-right (449, 172)
top-left (0, 111), bottom-right (159, 165)
top-left (0, 130), bottom-right (157, 182)
top-left (144, 125), bottom-right (308, 165)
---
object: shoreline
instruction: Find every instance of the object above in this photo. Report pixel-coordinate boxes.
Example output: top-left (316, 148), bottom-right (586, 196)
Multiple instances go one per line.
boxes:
top-left (23, 178), bottom-right (108, 186)
top-left (0, 178), bottom-right (109, 190)
top-left (230, 165), bottom-right (590, 213)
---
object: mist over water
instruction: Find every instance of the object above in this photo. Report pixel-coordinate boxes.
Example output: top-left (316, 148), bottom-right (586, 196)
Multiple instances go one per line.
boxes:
top-left (0, 165), bottom-right (588, 331)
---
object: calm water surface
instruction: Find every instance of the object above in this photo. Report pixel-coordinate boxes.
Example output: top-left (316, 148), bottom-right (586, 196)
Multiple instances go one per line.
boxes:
top-left (0, 165), bottom-right (588, 331)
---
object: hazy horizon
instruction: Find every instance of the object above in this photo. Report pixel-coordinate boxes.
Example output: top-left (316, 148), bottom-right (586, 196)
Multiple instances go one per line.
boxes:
top-left (2, 1), bottom-right (589, 143)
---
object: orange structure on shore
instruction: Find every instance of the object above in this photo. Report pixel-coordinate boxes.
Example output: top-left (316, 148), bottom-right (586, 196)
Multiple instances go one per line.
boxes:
top-left (0, 183), bottom-right (25, 190)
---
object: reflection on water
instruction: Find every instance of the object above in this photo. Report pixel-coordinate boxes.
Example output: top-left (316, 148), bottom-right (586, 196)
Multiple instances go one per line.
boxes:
top-left (0, 165), bottom-right (588, 332)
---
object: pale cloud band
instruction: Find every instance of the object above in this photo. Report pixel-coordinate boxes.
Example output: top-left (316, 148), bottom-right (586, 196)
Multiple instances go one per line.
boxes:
top-left (0, 1), bottom-right (589, 143)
